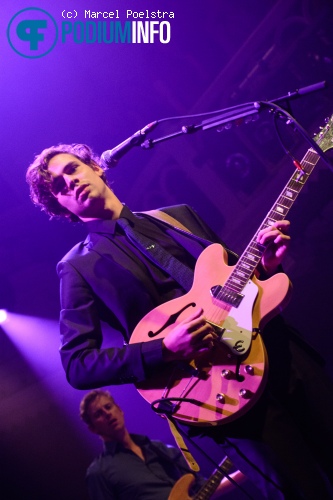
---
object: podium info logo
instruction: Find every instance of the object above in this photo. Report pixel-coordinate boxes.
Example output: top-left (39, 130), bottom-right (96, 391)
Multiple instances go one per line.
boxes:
top-left (7, 7), bottom-right (58, 58)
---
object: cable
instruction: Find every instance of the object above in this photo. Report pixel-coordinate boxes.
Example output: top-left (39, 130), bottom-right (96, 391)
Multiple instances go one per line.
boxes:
top-left (259, 101), bottom-right (333, 171)
top-left (167, 416), bottom-right (255, 500)
top-left (154, 101), bottom-right (260, 125)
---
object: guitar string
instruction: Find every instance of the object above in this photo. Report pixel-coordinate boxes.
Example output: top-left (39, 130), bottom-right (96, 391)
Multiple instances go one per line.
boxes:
top-left (164, 147), bottom-right (321, 416)
top-left (212, 147), bottom-right (318, 306)
top-left (200, 148), bottom-right (319, 354)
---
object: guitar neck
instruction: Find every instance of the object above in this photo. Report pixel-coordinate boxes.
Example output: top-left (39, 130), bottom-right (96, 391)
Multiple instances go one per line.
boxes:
top-left (193, 456), bottom-right (234, 500)
top-left (225, 147), bottom-right (320, 294)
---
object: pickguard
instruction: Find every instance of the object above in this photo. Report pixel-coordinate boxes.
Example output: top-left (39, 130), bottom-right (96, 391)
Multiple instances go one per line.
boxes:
top-left (217, 279), bottom-right (258, 355)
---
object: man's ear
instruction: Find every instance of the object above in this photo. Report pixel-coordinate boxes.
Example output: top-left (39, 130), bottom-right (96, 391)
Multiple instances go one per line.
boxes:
top-left (91, 162), bottom-right (104, 177)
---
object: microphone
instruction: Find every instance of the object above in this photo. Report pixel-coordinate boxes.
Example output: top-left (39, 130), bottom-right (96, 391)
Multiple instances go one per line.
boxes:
top-left (100, 121), bottom-right (158, 168)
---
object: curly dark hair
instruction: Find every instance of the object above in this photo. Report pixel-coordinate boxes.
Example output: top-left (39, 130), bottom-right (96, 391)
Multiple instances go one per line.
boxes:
top-left (79, 389), bottom-right (116, 426)
top-left (26, 143), bottom-right (108, 222)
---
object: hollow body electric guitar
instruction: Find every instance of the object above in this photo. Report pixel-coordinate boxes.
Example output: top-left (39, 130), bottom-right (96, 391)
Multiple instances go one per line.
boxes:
top-left (130, 116), bottom-right (333, 426)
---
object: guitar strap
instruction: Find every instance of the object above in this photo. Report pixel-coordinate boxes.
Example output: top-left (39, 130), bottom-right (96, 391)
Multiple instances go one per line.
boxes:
top-left (167, 418), bottom-right (200, 472)
top-left (141, 209), bottom-right (194, 234)
top-left (137, 210), bottom-right (201, 471)
top-left (139, 209), bottom-right (239, 262)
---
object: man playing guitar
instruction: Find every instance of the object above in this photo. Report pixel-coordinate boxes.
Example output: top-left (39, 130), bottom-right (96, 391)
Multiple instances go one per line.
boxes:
top-left (26, 141), bottom-right (333, 499)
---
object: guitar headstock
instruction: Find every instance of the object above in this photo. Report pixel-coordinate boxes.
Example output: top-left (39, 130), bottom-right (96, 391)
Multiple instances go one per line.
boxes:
top-left (314, 115), bottom-right (333, 152)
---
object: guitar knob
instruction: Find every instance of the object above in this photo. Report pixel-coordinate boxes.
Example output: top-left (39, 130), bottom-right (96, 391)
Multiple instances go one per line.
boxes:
top-left (221, 369), bottom-right (232, 379)
top-left (244, 365), bottom-right (254, 375)
top-left (216, 393), bottom-right (226, 404)
top-left (239, 388), bottom-right (251, 399)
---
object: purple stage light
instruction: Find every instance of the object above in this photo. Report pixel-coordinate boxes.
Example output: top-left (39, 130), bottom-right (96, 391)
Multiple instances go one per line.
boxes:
top-left (0, 312), bottom-right (60, 375)
top-left (0, 309), bottom-right (8, 323)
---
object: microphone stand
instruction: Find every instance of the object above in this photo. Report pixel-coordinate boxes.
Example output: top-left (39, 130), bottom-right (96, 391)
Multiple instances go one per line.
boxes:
top-left (140, 102), bottom-right (261, 147)
top-left (141, 80), bottom-right (333, 173)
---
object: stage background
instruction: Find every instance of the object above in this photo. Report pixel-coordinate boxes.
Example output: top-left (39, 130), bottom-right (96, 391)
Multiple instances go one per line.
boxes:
top-left (1, 0), bottom-right (333, 498)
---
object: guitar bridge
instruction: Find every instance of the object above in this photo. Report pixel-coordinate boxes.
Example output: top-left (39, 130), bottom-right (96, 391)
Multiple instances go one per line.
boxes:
top-left (211, 285), bottom-right (244, 307)
top-left (206, 320), bottom-right (225, 338)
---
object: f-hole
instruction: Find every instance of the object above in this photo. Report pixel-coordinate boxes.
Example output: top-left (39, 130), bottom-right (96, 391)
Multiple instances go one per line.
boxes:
top-left (148, 302), bottom-right (196, 338)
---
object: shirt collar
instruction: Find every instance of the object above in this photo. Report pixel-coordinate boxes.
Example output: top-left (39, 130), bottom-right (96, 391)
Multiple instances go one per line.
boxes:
top-left (103, 434), bottom-right (149, 456)
top-left (85, 205), bottom-right (136, 235)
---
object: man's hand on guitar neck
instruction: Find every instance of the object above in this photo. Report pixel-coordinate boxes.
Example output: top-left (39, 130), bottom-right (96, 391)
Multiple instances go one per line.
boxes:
top-left (257, 220), bottom-right (291, 277)
top-left (161, 221), bottom-right (291, 363)
top-left (162, 308), bottom-right (217, 362)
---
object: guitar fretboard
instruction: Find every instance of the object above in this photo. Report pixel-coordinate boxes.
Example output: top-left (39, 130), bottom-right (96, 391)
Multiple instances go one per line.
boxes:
top-left (223, 148), bottom-right (320, 296)
top-left (194, 457), bottom-right (233, 500)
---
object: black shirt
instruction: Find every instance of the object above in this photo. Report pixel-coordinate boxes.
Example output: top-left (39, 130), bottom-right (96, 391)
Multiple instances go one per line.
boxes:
top-left (86, 434), bottom-right (205, 500)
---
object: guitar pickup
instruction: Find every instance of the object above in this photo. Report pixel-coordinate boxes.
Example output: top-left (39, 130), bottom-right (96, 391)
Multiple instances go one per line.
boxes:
top-left (210, 285), bottom-right (244, 307)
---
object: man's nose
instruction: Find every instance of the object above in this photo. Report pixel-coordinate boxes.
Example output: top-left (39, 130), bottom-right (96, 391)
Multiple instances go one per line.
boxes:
top-left (63, 174), bottom-right (78, 190)
top-left (102, 410), bottom-right (113, 421)
top-left (101, 407), bottom-right (112, 416)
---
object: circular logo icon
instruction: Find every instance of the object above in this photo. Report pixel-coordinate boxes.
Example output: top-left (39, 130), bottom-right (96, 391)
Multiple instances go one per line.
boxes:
top-left (7, 7), bottom-right (58, 58)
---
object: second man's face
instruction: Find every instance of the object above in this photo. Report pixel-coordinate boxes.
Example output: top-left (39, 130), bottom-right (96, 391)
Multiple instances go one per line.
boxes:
top-left (87, 395), bottom-right (126, 441)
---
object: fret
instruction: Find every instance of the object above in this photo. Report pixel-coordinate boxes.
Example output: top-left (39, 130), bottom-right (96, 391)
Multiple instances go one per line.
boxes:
top-left (295, 172), bottom-right (307, 180)
top-left (284, 188), bottom-right (297, 198)
top-left (244, 252), bottom-right (257, 261)
top-left (224, 133), bottom-right (327, 299)
top-left (225, 282), bottom-right (242, 293)
top-left (193, 456), bottom-right (234, 500)
top-left (235, 270), bottom-right (247, 278)
top-left (271, 204), bottom-right (289, 213)
top-left (250, 240), bottom-right (264, 249)
top-left (302, 159), bottom-right (316, 166)
top-left (238, 261), bottom-right (257, 272)
top-left (223, 282), bottom-right (240, 291)
top-left (229, 283), bottom-right (246, 293)
top-left (279, 193), bottom-right (293, 202)
top-left (273, 205), bottom-right (287, 215)
top-left (233, 275), bottom-right (247, 284)
top-left (233, 278), bottom-right (247, 286)
top-left (233, 282), bottom-right (247, 291)
top-left (247, 247), bottom-right (262, 258)
top-left (230, 277), bottom-right (242, 285)
top-left (292, 173), bottom-right (307, 183)
top-left (266, 209), bottom-right (279, 218)
top-left (278, 203), bottom-right (292, 211)
top-left (275, 200), bottom-right (289, 210)
top-left (279, 197), bottom-right (293, 206)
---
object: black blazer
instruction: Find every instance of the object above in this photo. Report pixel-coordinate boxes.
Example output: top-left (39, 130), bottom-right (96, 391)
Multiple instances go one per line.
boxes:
top-left (57, 204), bottom-right (236, 389)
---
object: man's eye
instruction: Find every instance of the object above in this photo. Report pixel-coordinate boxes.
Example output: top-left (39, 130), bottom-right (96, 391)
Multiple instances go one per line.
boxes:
top-left (51, 178), bottom-right (66, 195)
top-left (66, 163), bottom-right (79, 175)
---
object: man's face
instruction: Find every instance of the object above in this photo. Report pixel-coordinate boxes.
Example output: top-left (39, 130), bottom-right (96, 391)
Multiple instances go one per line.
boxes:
top-left (87, 395), bottom-right (126, 441)
top-left (47, 153), bottom-right (108, 219)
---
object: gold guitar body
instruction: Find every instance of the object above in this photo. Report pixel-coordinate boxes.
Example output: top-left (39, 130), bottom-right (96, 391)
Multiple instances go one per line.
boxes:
top-left (168, 474), bottom-right (196, 500)
top-left (130, 243), bottom-right (291, 425)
